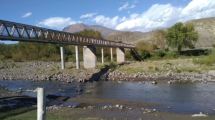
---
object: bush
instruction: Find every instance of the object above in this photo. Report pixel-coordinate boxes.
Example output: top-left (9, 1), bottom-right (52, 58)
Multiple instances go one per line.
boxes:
top-left (154, 50), bottom-right (166, 58)
top-left (109, 62), bottom-right (118, 71)
top-left (140, 50), bottom-right (151, 59)
top-left (165, 51), bottom-right (178, 58)
top-left (193, 49), bottom-right (215, 65)
top-left (0, 55), bottom-right (5, 61)
top-left (67, 55), bottom-right (75, 62)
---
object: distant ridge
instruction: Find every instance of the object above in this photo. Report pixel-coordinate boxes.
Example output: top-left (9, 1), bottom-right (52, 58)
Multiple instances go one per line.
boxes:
top-left (63, 17), bottom-right (215, 48)
top-left (63, 23), bottom-right (117, 38)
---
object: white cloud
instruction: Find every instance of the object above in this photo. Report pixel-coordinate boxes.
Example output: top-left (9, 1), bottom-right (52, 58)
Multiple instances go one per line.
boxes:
top-left (93, 15), bottom-right (125, 28)
top-left (118, 2), bottom-right (136, 11)
top-left (36, 0), bottom-right (215, 32)
top-left (180, 0), bottom-right (215, 21)
top-left (116, 4), bottom-right (181, 31)
top-left (115, 0), bottom-right (215, 32)
top-left (22, 12), bottom-right (32, 18)
top-left (37, 17), bottom-right (78, 30)
top-left (80, 13), bottom-right (97, 19)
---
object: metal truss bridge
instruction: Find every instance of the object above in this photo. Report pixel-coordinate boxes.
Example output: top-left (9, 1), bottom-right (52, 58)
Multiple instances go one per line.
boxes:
top-left (0, 19), bottom-right (134, 48)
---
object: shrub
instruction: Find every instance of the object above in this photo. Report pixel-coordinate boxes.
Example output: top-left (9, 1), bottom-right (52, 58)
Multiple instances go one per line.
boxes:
top-left (193, 49), bottom-right (215, 65)
top-left (165, 51), bottom-right (178, 58)
top-left (66, 55), bottom-right (75, 62)
top-left (154, 50), bottom-right (166, 58)
top-left (0, 55), bottom-right (5, 61)
top-left (140, 50), bottom-right (151, 59)
top-left (109, 62), bottom-right (118, 71)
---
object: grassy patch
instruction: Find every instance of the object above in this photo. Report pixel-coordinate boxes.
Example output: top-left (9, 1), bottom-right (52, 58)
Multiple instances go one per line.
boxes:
top-left (193, 55), bottom-right (215, 66)
top-left (0, 107), bottom-right (35, 120)
top-left (116, 57), bottom-right (215, 74)
top-left (192, 48), bottom-right (215, 66)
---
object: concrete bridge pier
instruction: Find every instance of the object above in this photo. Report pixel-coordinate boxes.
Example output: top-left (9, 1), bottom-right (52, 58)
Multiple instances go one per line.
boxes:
top-left (110, 47), bottom-right (113, 62)
top-left (116, 47), bottom-right (125, 63)
top-left (60, 46), bottom-right (65, 70)
top-left (83, 46), bottom-right (97, 69)
top-left (101, 47), bottom-right (104, 64)
top-left (75, 45), bottom-right (80, 69)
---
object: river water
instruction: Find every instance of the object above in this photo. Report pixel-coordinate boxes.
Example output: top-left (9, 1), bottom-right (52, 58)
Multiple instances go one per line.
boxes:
top-left (0, 80), bottom-right (215, 114)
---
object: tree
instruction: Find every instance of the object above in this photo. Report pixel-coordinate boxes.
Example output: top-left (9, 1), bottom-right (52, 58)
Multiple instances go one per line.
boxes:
top-left (152, 30), bottom-right (166, 49)
top-left (76, 29), bottom-right (103, 39)
top-left (166, 22), bottom-right (198, 52)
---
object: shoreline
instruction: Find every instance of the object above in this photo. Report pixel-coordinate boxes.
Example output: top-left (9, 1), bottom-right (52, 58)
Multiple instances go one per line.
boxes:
top-left (107, 70), bottom-right (215, 84)
top-left (0, 60), bottom-right (215, 84)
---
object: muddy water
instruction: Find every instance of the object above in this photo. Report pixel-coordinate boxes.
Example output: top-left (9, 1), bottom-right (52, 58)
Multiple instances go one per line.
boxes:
top-left (0, 80), bottom-right (215, 114)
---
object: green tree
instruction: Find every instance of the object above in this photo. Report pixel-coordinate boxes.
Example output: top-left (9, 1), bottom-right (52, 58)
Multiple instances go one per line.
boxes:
top-left (77, 29), bottom-right (102, 39)
top-left (166, 22), bottom-right (198, 52)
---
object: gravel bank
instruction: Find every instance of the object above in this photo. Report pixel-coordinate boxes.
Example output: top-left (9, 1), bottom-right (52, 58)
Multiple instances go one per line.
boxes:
top-left (107, 70), bottom-right (215, 83)
top-left (0, 61), bottom-right (99, 83)
top-left (1, 60), bottom-right (215, 84)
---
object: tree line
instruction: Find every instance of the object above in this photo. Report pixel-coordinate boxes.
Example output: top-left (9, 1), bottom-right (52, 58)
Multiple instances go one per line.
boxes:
top-left (0, 30), bottom-right (105, 62)
top-left (136, 22), bottom-right (199, 59)
top-left (0, 22), bottom-right (199, 61)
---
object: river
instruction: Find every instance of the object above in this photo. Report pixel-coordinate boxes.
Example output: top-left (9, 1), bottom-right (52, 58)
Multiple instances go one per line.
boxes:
top-left (0, 80), bottom-right (215, 115)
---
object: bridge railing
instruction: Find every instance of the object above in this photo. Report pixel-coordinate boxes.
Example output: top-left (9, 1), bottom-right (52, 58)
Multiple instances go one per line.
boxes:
top-left (0, 20), bottom-right (135, 48)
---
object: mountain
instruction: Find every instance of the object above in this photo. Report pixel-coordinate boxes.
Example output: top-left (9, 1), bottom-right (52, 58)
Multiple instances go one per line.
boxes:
top-left (63, 17), bottom-right (215, 48)
top-left (63, 23), bottom-right (145, 44)
top-left (63, 23), bottom-right (117, 38)
top-left (187, 17), bottom-right (215, 48)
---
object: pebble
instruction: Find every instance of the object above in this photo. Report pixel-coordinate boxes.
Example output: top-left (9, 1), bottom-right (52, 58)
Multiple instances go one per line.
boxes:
top-left (115, 104), bottom-right (120, 108)
top-left (191, 112), bottom-right (208, 117)
top-left (167, 80), bottom-right (173, 84)
top-left (152, 81), bottom-right (157, 85)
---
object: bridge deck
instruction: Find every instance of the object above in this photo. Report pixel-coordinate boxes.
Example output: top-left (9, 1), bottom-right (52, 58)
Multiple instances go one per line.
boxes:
top-left (0, 20), bottom-right (134, 48)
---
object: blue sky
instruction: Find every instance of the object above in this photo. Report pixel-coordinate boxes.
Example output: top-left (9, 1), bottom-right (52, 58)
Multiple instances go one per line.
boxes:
top-left (0, 0), bottom-right (215, 33)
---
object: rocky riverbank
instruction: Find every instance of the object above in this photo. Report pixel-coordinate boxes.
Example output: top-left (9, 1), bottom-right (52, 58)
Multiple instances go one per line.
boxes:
top-left (0, 61), bottom-right (99, 83)
top-left (107, 70), bottom-right (215, 84)
top-left (107, 58), bottom-right (215, 84)
top-left (0, 59), bottom-right (215, 84)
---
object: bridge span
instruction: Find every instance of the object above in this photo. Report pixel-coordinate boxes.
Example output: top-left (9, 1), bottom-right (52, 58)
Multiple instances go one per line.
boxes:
top-left (0, 19), bottom-right (136, 69)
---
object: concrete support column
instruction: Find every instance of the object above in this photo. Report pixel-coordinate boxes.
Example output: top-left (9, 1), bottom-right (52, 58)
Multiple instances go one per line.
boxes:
top-left (116, 47), bottom-right (125, 63)
top-left (60, 46), bottom-right (65, 70)
top-left (110, 47), bottom-right (113, 62)
top-left (75, 45), bottom-right (80, 69)
top-left (101, 47), bottom-right (104, 64)
top-left (83, 46), bottom-right (97, 69)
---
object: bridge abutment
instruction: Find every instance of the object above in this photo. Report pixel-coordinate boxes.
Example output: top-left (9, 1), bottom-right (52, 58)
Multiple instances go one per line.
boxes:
top-left (83, 46), bottom-right (97, 69)
top-left (116, 47), bottom-right (125, 63)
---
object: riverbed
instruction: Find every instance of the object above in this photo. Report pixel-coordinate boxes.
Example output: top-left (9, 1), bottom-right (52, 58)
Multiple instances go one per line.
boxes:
top-left (0, 80), bottom-right (215, 115)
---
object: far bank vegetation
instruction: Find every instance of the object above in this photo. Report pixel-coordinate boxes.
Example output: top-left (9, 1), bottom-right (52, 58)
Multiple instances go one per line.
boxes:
top-left (0, 23), bottom-right (215, 66)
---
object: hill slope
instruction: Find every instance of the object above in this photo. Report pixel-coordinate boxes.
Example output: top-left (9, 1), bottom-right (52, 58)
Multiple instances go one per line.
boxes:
top-left (63, 17), bottom-right (215, 48)
top-left (188, 17), bottom-right (215, 48)
top-left (63, 24), bottom-right (117, 38)
top-left (63, 24), bottom-right (145, 44)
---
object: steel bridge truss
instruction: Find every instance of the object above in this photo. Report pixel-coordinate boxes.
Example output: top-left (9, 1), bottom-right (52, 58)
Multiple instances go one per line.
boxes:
top-left (0, 20), bottom-right (134, 48)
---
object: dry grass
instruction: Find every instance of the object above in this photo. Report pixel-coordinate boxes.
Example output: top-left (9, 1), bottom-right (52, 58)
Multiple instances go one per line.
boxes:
top-left (117, 58), bottom-right (215, 74)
